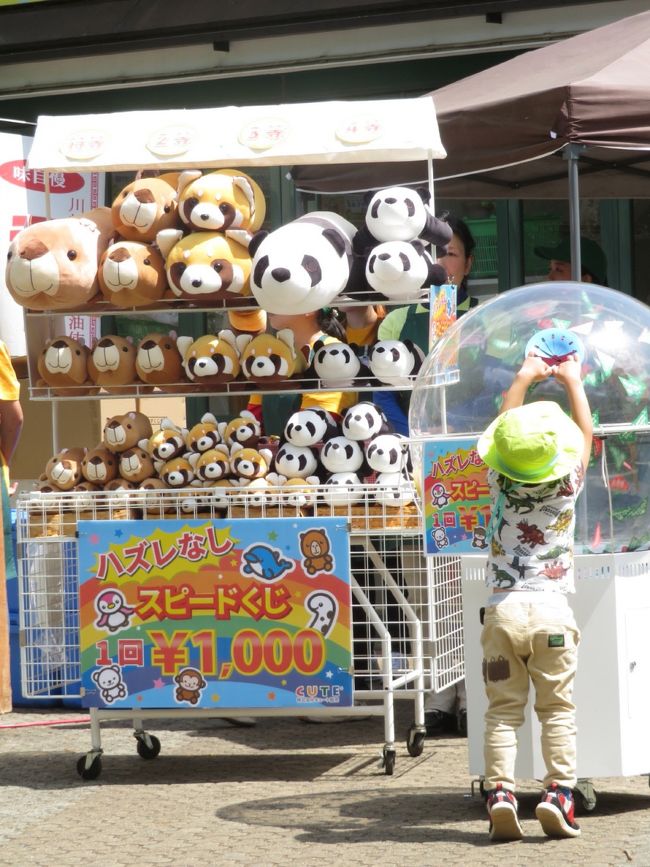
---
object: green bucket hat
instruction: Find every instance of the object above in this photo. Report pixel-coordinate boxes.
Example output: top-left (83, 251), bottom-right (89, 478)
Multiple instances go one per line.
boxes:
top-left (477, 401), bottom-right (584, 483)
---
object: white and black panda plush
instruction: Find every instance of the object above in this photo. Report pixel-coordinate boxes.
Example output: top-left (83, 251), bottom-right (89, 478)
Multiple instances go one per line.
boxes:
top-left (320, 435), bottom-right (366, 476)
top-left (273, 442), bottom-right (319, 480)
top-left (308, 339), bottom-right (372, 388)
top-left (342, 401), bottom-right (392, 442)
top-left (365, 433), bottom-right (410, 475)
top-left (367, 339), bottom-right (425, 386)
top-left (373, 470), bottom-right (414, 507)
top-left (283, 408), bottom-right (340, 448)
top-left (365, 239), bottom-right (447, 301)
top-left (320, 472), bottom-right (365, 506)
top-left (249, 212), bottom-right (357, 314)
top-left (353, 187), bottom-right (453, 254)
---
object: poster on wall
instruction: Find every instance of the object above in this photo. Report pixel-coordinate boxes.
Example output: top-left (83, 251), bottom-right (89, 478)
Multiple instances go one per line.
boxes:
top-left (0, 132), bottom-right (103, 354)
top-left (78, 517), bottom-right (353, 710)
top-left (422, 437), bottom-right (491, 555)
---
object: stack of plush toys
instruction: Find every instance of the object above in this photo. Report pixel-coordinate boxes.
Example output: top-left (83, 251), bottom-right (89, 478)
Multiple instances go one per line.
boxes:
top-left (6, 171), bottom-right (452, 395)
top-left (33, 402), bottom-right (417, 520)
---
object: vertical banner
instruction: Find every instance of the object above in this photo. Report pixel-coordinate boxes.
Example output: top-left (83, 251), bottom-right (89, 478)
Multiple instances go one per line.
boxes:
top-left (0, 132), bottom-right (102, 354)
top-left (78, 517), bottom-right (353, 710)
top-left (429, 283), bottom-right (456, 350)
top-left (422, 438), bottom-right (491, 554)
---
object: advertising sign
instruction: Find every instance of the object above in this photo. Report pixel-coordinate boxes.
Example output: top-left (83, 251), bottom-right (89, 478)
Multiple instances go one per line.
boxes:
top-left (422, 438), bottom-right (491, 554)
top-left (78, 517), bottom-right (353, 710)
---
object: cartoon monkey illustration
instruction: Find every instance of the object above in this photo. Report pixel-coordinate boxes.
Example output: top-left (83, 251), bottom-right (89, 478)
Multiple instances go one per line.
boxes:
top-left (174, 667), bottom-right (206, 705)
top-left (299, 529), bottom-right (334, 575)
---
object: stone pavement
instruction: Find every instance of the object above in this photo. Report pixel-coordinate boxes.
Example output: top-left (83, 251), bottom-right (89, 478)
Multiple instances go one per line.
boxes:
top-left (0, 703), bottom-right (649, 867)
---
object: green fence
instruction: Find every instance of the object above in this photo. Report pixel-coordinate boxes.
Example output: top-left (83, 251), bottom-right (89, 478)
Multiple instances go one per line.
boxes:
top-left (466, 216), bottom-right (563, 279)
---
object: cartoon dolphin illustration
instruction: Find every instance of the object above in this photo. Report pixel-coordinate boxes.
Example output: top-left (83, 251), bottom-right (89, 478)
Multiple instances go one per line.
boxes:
top-left (241, 544), bottom-right (293, 581)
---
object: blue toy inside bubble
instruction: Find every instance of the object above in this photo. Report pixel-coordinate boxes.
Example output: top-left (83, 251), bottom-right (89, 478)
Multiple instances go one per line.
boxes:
top-left (525, 328), bottom-right (585, 366)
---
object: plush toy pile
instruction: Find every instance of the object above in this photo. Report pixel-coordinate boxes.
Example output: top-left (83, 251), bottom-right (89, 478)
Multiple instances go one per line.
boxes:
top-left (32, 402), bottom-right (417, 521)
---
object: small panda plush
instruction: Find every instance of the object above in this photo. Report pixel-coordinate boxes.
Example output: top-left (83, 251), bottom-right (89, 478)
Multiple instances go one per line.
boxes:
top-left (249, 212), bottom-right (358, 314)
top-left (320, 472), bottom-right (365, 506)
top-left (309, 339), bottom-right (371, 388)
top-left (367, 339), bottom-right (425, 386)
top-left (365, 239), bottom-right (446, 301)
top-left (320, 435), bottom-right (366, 477)
top-left (365, 434), bottom-right (410, 475)
top-left (274, 442), bottom-right (319, 480)
top-left (373, 470), bottom-right (414, 507)
top-left (342, 401), bottom-right (392, 442)
top-left (353, 186), bottom-right (453, 253)
top-left (283, 408), bottom-right (340, 448)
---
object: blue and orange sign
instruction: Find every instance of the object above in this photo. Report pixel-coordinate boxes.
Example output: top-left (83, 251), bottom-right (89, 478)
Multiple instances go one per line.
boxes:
top-left (78, 517), bottom-right (352, 710)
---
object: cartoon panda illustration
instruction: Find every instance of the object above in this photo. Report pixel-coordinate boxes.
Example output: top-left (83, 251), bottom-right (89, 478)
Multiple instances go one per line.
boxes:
top-left (274, 443), bottom-right (319, 480)
top-left (355, 186), bottom-right (453, 250)
top-left (367, 339), bottom-right (424, 386)
top-left (310, 340), bottom-right (371, 388)
top-left (365, 434), bottom-right (409, 474)
top-left (283, 408), bottom-right (340, 448)
top-left (342, 401), bottom-right (391, 442)
top-left (249, 212), bottom-right (358, 314)
top-left (321, 435), bottom-right (365, 475)
top-left (365, 239), bottom-right (446, 300)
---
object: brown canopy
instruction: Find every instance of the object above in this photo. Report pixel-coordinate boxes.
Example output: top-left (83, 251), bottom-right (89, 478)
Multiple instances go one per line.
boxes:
top-left (291, 9), bottom-right (650, 199)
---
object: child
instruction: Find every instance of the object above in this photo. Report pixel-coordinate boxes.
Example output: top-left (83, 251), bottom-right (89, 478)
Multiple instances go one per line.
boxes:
top-left (476, 351), bottom-right (592, 841)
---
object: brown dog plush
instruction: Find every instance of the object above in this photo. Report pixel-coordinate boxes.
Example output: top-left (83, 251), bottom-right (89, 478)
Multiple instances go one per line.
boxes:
top-left (98, 241), bottom-right (168, 308)
top-left (118, 446), bottom-right (156, 483)
top-left (37, 335), bottom-right (97, 396)
top-left (88, 335), bottom-right (137, 393)
top-left (5, 208), bottom-right (113, 310)
top-left (103, 411), bottom-right (153, 453)
top-left (176, 331), bottom-right (241, 386)
top-left (111, 172), bottom-right (181, 243)
top-left (81, 445), bottom-right (119, 486)
top-left (135, 332), bottom-right (184, 389)
top-left (44, 447), bottom-right (88, 491)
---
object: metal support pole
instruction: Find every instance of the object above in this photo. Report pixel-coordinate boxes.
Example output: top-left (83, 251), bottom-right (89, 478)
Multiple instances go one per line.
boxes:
top-left (565, 144), bottom-right (586, 280)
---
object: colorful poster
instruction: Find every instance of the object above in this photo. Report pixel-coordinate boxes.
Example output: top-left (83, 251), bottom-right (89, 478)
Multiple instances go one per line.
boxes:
top-left (429, 283), bottom-right (456, 350)
top-left (78, 517), bottom-right (353, 710)
top-left (0, 132), bottom-right (102, 354)
top-left (422, 438), bottom-right (491, 554)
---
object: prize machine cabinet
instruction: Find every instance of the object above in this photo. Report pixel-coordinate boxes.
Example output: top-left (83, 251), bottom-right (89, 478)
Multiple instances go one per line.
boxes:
top-left (14, 99), bottom-right (447, 779)
top-left (409, 282), bottom-right (650, 808)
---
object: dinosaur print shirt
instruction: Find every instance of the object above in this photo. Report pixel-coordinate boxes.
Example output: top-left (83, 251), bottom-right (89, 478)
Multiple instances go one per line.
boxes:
top-left (485, 464), bottom-right (585, 595)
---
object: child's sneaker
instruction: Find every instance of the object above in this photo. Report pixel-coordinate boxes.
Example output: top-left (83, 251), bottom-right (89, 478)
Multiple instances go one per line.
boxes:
top-left (486, 783), bottom-right (523, 841)
top-left (535, 783), bottom-right (581, 838)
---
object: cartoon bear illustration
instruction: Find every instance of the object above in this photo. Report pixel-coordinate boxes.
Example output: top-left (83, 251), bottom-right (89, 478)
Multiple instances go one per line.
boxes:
top-left (92, 665), bottom-right (128, 704)
top-left (299, 529), bottom-right (334, 575)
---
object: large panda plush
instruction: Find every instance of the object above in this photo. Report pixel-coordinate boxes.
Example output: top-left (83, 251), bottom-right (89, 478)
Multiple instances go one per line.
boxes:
top-left (367, 339), bottom-right (424, 386)
top-left (283, 408), bottom-right (340, 448)
top-left (320, 435), bottom-right (366, 476)
top-left (365, 433), bottom-right (410, 474)
top-left (309, 339), bottom-right (371, 388)
top-left (342, 401), bottom-right (392, 442)
top-left (365, 239), bottom-right (446, 301)
top-left (249, 212), bottom-right (358, 314)
top-left (353, 186), bottom-right (453, 254)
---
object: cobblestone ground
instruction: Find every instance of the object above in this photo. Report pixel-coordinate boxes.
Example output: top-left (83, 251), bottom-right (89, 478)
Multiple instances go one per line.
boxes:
top-left (0, 705), bottom-right (648, 866)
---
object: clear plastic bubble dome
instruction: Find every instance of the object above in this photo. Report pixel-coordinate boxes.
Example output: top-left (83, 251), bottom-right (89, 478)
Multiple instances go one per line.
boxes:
top-left (409, 282), bottom-right (650, 554)
top-left (410, 282), bottom-right (650, 438)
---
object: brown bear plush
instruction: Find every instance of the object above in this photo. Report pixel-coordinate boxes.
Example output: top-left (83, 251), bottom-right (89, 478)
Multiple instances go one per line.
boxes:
top-left (37, 336), bottom-right (98, 397)
top-left (135, 332), bottom-right (185, 390)
top-left (88, 335), bottom-right (137, 393)
top-left (103, 411), bottom-right (153, 453)
top-left (111, 172), bottom-right (181, 243)
top-left (44, 447), bottom-right (88, 491)
top-left (98, 241), bottom-right (168, 308)
top-left (5, 208), bottom-right (113, 310)
top-left (81, 445), bottom-right (119, 486)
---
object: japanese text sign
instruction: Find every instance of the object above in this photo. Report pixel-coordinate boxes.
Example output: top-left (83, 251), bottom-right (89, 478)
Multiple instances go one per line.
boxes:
top-left (422, 438), bottom-right (490, 554)
top-left (78, 517), bottom-right (352, 710)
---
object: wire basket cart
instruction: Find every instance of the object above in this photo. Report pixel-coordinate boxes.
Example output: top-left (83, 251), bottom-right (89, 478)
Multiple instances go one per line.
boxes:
top-left (14, 479), bottom-right (447, 779)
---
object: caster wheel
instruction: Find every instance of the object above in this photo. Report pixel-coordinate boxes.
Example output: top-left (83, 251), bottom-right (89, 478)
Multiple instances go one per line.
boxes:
top-left (574, 778), bottom-right (597, 812)
top-left (136, 735), bottom-right (161, 760)
top-left (382, 748), bottom-right (396, 776)
top-left (76, 754), bottom-right (102, 780)
top-left (406, 725), bottom-right (425, 757)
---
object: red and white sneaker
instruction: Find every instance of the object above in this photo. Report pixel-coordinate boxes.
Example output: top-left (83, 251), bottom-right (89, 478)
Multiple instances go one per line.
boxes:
top-left (535, 783), bottom-right (581, 838)
top-left (486, 783), bottom-right (523, 841)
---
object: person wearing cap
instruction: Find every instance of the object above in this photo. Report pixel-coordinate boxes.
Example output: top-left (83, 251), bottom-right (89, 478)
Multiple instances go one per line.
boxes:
top-left (477, 350), bottom-right (592, 842)
top-left (535, 236), bottom-right (608, 285)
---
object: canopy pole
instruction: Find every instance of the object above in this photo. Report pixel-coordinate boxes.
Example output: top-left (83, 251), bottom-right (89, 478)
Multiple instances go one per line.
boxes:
top-left (565, 144), bottom-right (585, 280)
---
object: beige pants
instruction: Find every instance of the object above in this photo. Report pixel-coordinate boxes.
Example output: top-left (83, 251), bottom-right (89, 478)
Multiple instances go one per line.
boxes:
top-left (481, 594), bottom-right (580, 791)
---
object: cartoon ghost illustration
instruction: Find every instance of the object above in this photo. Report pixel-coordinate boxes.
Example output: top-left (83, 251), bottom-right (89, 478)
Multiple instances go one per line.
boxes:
top-left (305, 591), bottom-right (338, 636)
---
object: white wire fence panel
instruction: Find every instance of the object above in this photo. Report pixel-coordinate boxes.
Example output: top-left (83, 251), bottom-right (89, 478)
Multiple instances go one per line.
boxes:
top-left (427, 555), bottom-right (465, 693)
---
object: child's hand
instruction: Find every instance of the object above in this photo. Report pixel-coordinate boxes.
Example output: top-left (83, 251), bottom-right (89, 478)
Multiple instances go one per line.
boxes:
top-left (554, 353), bottom-right (582, 385)
top-left (517, 352), bottom-right (554, 385)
